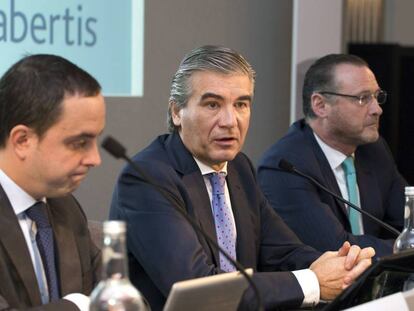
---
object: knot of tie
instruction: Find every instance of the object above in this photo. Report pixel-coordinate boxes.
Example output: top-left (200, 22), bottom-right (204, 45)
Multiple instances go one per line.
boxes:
top-left (26, 202), bottom-right (50, 228)
top-left (342, 156), bottom-right (356, 176)
top-left (207, 172), bottom-right (226, 196)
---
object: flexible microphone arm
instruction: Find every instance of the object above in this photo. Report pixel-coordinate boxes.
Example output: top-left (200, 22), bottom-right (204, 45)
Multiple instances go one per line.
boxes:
top-left (102, 136), bottom-right (264, 311)
top-left (278, 159), bottom-right (400, 237)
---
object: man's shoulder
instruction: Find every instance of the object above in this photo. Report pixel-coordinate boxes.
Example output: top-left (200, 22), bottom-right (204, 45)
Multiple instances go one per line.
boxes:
top-left (127, 134), bottom-right (174, 172)
top-left (357, 136), bottom-right (388, 153)
top-left (356, 136), bottom-right (395, 165)
top-left (229, 153), bottom-right (262, 189)
top-left (231, 152), bottom-right (254, 170)
top-left (120, 133), bottom-right (192, 186)
top-left (47, 194), bottom-right (88, 227)
top-left (48, 194), bottom-right (80, 210)
top-left (132, 133), bottom-right (170, 161)
top-left (258, 119), bottom-right (312, 169)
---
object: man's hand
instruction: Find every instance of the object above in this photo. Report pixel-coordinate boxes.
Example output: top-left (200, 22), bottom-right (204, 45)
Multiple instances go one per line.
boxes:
top-left (337, 241), bottom-right (375, 287)
top-left (310, 241), bottom-right (375, 300)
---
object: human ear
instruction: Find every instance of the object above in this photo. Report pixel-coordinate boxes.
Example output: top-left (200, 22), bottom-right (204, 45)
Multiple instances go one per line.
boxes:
top-left (311, 93), bottom-right (329, 118)
top-left (8, 125), bottom-right (37, 160)
top-left (170, 101), bottom-right (182, 127)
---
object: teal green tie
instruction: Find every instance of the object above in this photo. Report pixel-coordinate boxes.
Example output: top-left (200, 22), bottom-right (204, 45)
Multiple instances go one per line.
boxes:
top-left (342, 157), bottom-right (363, 235)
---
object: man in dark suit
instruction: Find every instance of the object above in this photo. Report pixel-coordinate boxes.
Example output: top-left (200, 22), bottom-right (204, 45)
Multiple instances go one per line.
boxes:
top-left (258, 54), bottom-right (406, 258)
top-left (110, 46), bottom-right (374, 311)
top-left (0, 54), bottom-right (105, 310)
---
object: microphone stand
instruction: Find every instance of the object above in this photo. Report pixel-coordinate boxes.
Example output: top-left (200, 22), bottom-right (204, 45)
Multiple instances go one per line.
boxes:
top-left (279, 159), bottom-right (400, 237)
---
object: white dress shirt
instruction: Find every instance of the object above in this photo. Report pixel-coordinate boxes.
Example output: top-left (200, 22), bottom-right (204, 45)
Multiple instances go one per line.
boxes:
top-left (193, 158), bottom-right (320, 306)
top-left (0, 169), bottom-right (50, 303)
top-left (0, 169), bottom-right (89, 310)
top-left (313, 133), bottom-right (364, 234)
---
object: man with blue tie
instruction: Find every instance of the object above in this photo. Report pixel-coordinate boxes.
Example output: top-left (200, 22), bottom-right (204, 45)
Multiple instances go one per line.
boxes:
top-left (258, 54), bottom-right (406, 258)
top-left (110, 46), bottom-right (375, 311)
top-left (0, 54), bottom-right (106, 310)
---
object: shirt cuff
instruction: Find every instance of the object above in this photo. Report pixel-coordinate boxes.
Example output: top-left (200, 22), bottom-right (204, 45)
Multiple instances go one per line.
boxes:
top-left (292, 269), bottom-right (320, 307)
top-left (63, 293), bottom-right (90, 311)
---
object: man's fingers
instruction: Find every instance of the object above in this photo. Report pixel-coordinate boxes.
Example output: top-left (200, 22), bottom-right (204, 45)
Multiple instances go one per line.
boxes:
top-left (357, 247), bottom-right (376, 261)
top-left (342, 258), bottom-right (372, 287)
top-left (344, 245), bottom-right (361, 270)
top-left (337, 241), bottom-right (351, 257)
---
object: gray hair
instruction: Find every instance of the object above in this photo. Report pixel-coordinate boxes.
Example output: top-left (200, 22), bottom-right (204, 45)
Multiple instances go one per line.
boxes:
top-left (167, 45), bottom-right (256, 132)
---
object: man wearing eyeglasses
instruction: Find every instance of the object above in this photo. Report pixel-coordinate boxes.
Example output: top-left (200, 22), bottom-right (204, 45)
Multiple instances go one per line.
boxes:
top-left (258, 54), bottom-right (406, 258)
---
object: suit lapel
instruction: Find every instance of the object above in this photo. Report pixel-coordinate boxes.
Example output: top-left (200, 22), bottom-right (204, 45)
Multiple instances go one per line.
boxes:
top-left (355, 155), bottom-right (381, 226)
top-left (304, 124), bottom-right (349, 219)
top-left (0, 185), bottom-right (42, 305)
top-left (165, 133), bottom-right (220, 266)
top-left (47, 198), bottom-right (82, 295)
top-left (182, 172), bottom-right (220, 265)
top-left (226, 163), bottom-right (256, 267)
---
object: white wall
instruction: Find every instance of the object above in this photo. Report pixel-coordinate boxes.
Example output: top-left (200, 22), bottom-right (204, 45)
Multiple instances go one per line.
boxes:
top-left (290, 0), bottom-right (343, 122)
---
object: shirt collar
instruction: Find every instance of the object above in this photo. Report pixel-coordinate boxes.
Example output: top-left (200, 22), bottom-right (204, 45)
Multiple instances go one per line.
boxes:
top-left (0, 169), bottom-right (40, 216)
top-left (193, 157), bottom-right (228, 176)
top-left (313, 132), bottom-right (352, 170)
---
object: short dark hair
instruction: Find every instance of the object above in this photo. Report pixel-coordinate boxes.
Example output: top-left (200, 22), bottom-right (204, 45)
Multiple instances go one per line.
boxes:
top-left (0, 54), bottom-right (101, 148)
top-left (302, 54), bottom-right (368, 118)
top-left (167, 45), bottom-right (256, 132)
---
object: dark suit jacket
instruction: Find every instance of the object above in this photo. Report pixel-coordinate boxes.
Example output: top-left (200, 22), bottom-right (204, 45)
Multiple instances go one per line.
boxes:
top-left (258, 119), bottom-right (406, 258)
top-left (110, 132), bottom-right (321, 311)
top-left (0, 185), bottom-right (101, 311)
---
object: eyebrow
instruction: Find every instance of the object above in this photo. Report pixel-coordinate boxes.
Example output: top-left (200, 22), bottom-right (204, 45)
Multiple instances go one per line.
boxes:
top-left (237, 95), bottom-right (253, 102)
top-left (200, 92), bottom-right (252, 102)
top-left (200, 93), bottom-right (224, 101)
top-left (63, 132), bottom-right (99, 144)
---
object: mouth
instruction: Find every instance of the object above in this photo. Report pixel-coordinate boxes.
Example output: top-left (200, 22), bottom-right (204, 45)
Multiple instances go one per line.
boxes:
top-left (214, 137), bottom-right (238, 146)
top-left (71, 172), bottom-right (88, 181)
top-left (366, 122), bottom-right (379, 128)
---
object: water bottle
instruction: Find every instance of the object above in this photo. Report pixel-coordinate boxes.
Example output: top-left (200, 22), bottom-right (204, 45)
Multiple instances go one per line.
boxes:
top-left (393, 187), bottom-right (414, 253)
top-left (89, 221), bottom-right (147, 311)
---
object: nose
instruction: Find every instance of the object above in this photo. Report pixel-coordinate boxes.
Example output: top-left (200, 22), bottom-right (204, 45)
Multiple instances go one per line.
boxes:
top-left (83, 141), bottom-right (102, 167)
top-left (369, 98), bottom-right (383, 116)
top-left (219, 105), bottom-right (237, 128)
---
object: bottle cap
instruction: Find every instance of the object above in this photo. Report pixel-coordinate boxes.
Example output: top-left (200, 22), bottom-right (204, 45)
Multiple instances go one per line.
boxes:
top-left (405, 187), bottom-right (414, 196)
top-left (103, 220), bottom-right (126, 234)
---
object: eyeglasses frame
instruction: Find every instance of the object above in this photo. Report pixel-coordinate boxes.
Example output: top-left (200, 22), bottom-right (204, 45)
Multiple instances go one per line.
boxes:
top-left (318, 89), bottom-right (387, 106)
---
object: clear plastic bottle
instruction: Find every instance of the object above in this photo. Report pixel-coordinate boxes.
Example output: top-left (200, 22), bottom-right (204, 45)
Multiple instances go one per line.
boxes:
top-left (393, 187), bottom-right (414, 253)
top-left (89, 221), bottom-right (147, 311)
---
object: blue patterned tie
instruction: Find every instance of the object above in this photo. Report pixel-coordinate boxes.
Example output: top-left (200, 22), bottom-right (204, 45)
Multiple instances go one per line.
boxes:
top-left (342, 157), bottom-right (363, 235)
top-left (26, 202), bottom-right (60, 302)
top-left (208, 172), bottom-right (236, 272)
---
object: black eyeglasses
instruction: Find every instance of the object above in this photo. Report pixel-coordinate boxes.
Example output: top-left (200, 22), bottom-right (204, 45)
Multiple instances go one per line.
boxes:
top-left (318, 89), bottom-right (387, 106)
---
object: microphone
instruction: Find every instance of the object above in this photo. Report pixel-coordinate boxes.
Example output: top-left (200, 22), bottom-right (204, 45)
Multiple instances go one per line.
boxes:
top-left (102, 136), bottom-right (264, 311)
top-left (101, 137), bottom-right (126, 159)
top-left (278, 159), bottom-right (400, 237)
